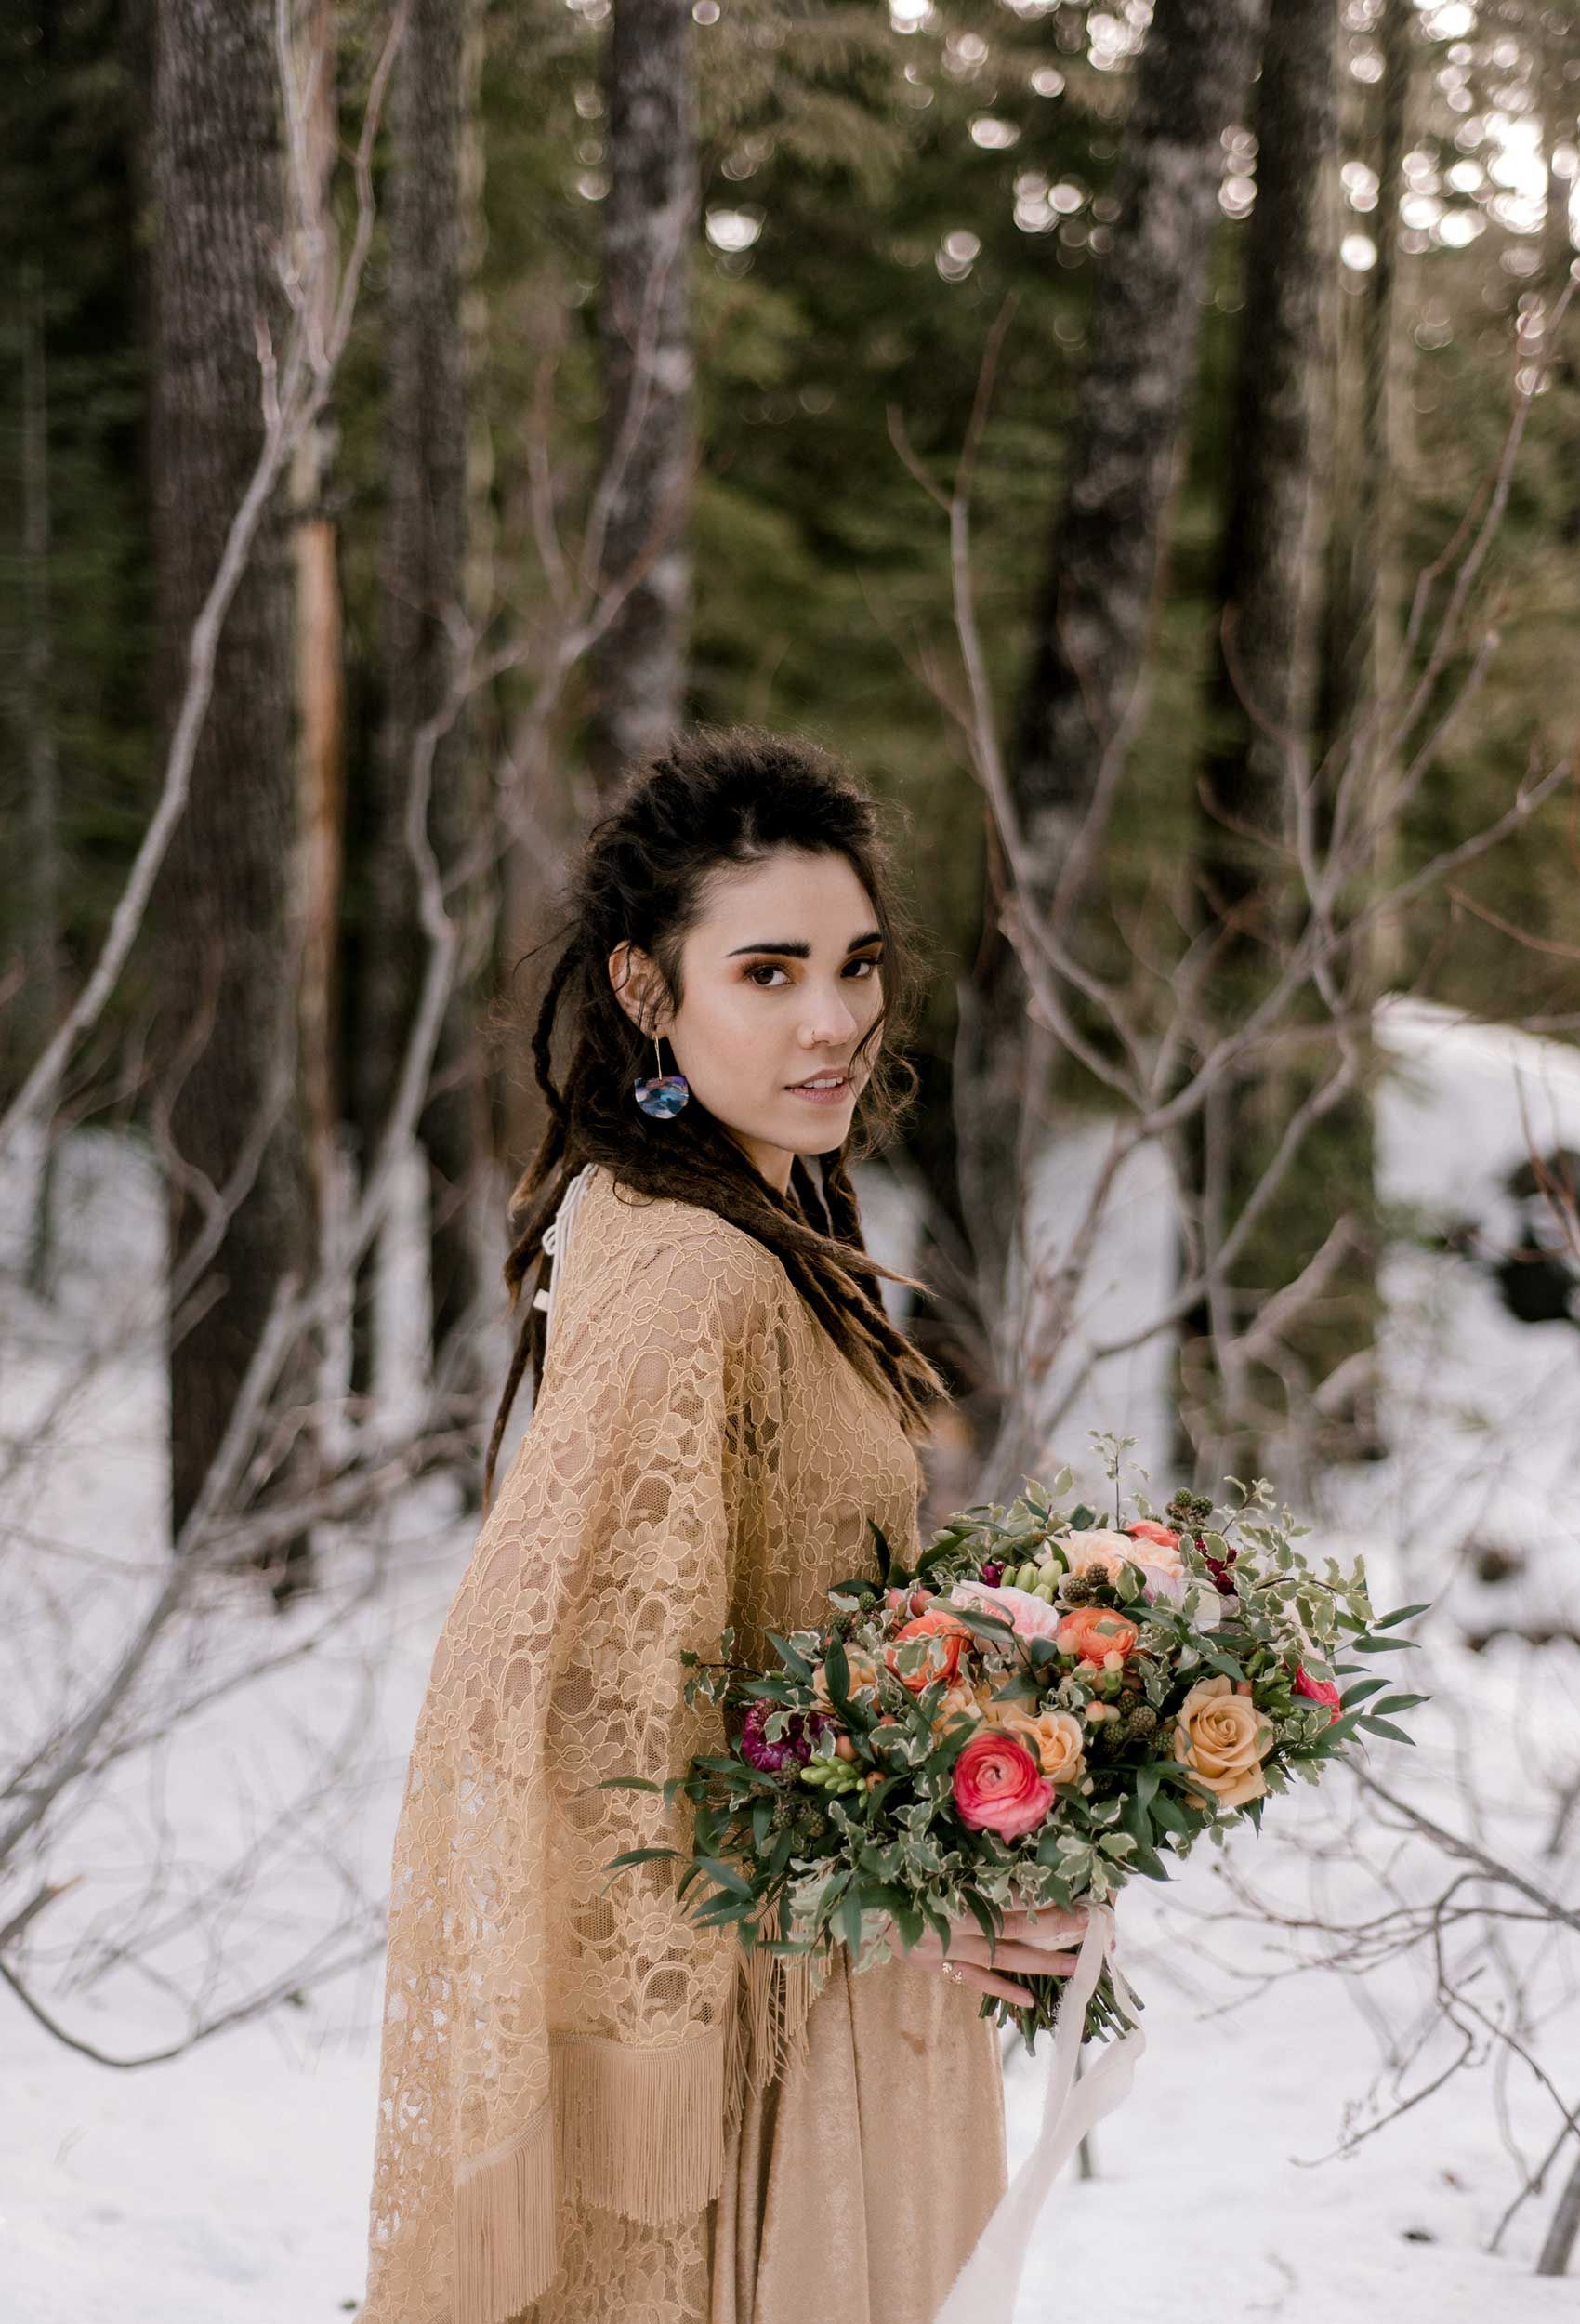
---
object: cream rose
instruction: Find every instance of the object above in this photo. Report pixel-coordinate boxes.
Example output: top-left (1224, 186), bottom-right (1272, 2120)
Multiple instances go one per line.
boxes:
top-left (1055, 1528), bottom-right (1136, 1585)
top-left (1001, 1707), bottom-right (1087, 1785)
top-left (1170, 1674), bottom-right (1273, 1809)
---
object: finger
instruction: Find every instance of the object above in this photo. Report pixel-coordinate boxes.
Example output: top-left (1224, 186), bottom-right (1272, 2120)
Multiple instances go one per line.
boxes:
top-left (1002, 1907), bottom-right (1090, 1944)
top-left (981, 1943), bottom-right (1080, 1977)
top-left (960, 1967), bottom-right (1037, 2006)
top-left (944, 1932), bottom-right (1078, 1975)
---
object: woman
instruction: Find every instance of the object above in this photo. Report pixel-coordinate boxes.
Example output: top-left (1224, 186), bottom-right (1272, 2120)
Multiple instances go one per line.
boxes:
top-left (360, 728), bottom-right (1086, 2324)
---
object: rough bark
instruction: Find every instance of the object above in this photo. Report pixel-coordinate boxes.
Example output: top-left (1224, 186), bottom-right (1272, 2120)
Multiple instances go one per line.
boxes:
top-left (1178, 0), bottom-right (1343, 1476)
top-left (290, 0), bottom-right (347, 1278)
top-left (355, 0), bottom-right (483, 1399)
top-left (151, 0), bottom-right (310, 1551)
top-left (20, 270), bottom-right (60, 1295)
top-left (958, 0), bottom-right (1264, 1331)
top-left (586, 0), bottom-right (698, 787)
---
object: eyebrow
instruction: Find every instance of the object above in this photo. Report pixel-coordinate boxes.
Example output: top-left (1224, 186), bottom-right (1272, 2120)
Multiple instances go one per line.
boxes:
top-left (727, 928), bottom-right (884, 959)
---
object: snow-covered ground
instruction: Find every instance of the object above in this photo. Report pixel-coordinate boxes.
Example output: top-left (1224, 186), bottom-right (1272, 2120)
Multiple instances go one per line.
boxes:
top-left (3, 1002), bottom-right (1579, 2319)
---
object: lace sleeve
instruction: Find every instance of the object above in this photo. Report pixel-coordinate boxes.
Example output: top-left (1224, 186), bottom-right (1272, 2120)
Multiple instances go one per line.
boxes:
top-left (363, 1221), bottom-right (778, 2324)
top-left (537, 1226), bottom-right (767, 2039)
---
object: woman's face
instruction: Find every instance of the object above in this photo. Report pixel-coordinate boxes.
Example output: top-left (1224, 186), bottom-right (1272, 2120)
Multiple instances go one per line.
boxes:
top-left (610, 849), bottom-right (886, 1195)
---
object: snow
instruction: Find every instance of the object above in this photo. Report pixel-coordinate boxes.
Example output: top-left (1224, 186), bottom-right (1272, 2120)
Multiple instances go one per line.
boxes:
top-left (3, 1003), bottom-right (1579, 2317)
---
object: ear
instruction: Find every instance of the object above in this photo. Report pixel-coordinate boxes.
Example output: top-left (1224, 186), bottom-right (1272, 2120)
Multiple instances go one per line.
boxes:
top-left (607, 941), bottom-right (669, 1037)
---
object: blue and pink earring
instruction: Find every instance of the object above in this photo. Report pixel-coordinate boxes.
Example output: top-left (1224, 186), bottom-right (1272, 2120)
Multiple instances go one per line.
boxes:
top-left (635, 1032), bottom-right (689, 1119)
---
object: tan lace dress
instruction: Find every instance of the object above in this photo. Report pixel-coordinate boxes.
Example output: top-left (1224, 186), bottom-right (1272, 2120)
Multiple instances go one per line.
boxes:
top-left (361, 1165), bottom-right (1005, 2324)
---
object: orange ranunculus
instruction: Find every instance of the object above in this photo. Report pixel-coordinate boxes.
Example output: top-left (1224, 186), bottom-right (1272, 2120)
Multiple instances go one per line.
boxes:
top-left (1056, 1606), bottom-right (1139, 1665)
top-left (886, 1606), bottom-right (973, 1695)
top-left (1126, 1520), bottom-right (1181, 1551)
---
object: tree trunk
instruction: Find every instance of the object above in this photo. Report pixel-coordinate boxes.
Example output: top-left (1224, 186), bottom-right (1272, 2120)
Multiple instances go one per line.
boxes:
top-left (958, 0), bottom-right (1264, 1394)
top-left (355, 0), bottom-right (484, 1414)
top-left (20, 267), bottom-right (60, 1297)
top-left (290, 0), bottom-right (349, 1433)
top-left (1178, 0), bottom-right (1340, 1478)
top-left (151, 0), bottom-right (310, 1569)
top-left (1537, 1), bottom-right (1580, 545)
top-left (586, 0), bottom-right (697, 787)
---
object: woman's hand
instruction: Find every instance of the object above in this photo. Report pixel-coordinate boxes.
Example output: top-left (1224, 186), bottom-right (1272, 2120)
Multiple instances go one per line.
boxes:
top-left (900, 1904), bottom-right (1092, 2009)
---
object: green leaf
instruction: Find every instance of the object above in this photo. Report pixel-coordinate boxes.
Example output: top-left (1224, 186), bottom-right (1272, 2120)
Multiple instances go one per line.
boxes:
top-left (696, 1855), bottom-right (754, 1900)
top-left (823, 1635), bottom-right (853, 1722)
top-left (1339, 1677), bottom-right (1389, 1708)
top-left (1349, 1634), bottom-right (1417, 1654)
top-left (603, 1847), bottom-right (679, 1873)
top-left (1202, 1650), bottom-right (1246, 1681)
top-left (769, 1632), bottom-right (813, 1682)
top-left (1369, 1693), bottom-right (1429, 1716)
top-left (1372, 1603), bottom-right (1431, 1630)
top-left (693, 1895), bottom-right (756, 1928)
top-left (594, 1775), bottom-right (665, 1794)
top-left (950, 1601), bottom-right (1017, 1643)
top-left (839, 1890), bottom-right (866, 1953)
top-left (868, 1517), bottom-right (894, 1585)
top-left (1358, 1716), bottom-right (1416, 1745)
top-left (960, 1889), bottom-right (1002, 1948)
top-left (918, 1898), bottom-right (952, 1945)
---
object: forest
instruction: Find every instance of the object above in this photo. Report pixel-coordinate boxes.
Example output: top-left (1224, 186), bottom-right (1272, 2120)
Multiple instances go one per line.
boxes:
top-left (3, 1), bottom-right (1580, 2315)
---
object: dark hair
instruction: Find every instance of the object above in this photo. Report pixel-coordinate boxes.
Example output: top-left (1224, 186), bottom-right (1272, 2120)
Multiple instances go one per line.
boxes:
top-left (484, 725), bottom-right (950, 1499)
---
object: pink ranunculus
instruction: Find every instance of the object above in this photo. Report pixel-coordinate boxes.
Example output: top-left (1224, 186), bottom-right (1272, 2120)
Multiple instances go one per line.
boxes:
top-left (1293, 1666), bottom-right (1343, 1724)
top-left (950, 1578), bottom-right (1062, 1644)
top-left (952, 1728), bottom-right (1056, 1838)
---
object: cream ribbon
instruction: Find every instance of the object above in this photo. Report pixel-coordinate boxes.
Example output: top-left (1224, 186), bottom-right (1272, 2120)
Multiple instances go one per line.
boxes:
top-left (931, 1901), bottom-right (1147, 2323)
top-left (531, 1162), bottom-right (597, 1354)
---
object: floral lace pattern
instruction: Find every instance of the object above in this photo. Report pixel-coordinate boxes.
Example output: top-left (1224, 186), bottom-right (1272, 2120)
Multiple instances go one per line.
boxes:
top-left (362, 1167), bottom-right (924, 2323)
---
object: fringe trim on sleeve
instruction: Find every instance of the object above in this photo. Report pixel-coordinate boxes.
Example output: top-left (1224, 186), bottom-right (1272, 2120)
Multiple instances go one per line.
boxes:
top-left (552, 2026), bottom-right (730, 2221)
top-left (454, 2100), bottom-right (556, 2324)
top-left (450, 1944), bottom-right (835, 2324)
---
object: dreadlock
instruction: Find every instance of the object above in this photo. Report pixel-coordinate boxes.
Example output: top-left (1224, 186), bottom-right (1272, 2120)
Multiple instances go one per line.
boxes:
top-left (484, 725), bottom-right (950, 1500)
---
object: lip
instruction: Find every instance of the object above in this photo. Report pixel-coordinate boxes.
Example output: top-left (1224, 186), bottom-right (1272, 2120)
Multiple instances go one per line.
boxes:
top-left (785, 1072), bottom-right (852, 1104)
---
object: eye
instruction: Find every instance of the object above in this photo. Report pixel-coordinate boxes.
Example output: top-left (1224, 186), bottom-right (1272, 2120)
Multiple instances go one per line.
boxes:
top-left (744, 963), bottom-right (788, 988)
top-left (846, 955), bottom-right (883, 979)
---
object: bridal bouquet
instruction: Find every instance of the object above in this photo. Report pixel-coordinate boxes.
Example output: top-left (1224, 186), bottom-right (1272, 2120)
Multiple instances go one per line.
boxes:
top-left (605, 1439), bottom-right (1429, 2049)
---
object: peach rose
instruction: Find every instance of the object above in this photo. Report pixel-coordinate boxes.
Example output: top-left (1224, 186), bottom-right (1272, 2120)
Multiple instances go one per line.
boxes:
top-left (1170, 1674), bottom-right (1274, 1809)
top-left (885, 1607), bottom-right (973, 1695)
top-left (1126, 1530), bottom-right (1186, 1586)
top-left (930, 1676), bottom-right (994, 1736)
top-left (1000, 1707), bottom-right (1087, 1784)
top-left (1056, 1605), bottom-right (1140, 1664)
top-left (951, 1728), bottom-right (1055, 1838)
top-left (950, 1578), bottom-right (1062, 1644)
top-left (811, 1645), bottom-right (880, 1711)
top-left (1055, 1527), bottom-right (1136, 1585)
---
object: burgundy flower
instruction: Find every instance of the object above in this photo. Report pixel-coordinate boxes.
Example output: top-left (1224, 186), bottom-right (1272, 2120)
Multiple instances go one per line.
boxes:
top-left (741, 1698), bottom-right (828, 1772)
top-left (1199, 1534), bottom-right (1239, 1597)
top-left (980, 1562), bottom-right (1005, 1588)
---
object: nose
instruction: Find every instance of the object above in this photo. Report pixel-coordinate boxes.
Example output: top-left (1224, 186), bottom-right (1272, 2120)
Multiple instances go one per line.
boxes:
top-left (798, 982), bottom-right (863, 1048)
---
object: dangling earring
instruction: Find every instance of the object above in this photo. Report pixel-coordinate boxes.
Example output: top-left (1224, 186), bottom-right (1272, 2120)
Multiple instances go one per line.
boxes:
top-left (634, 1031), bottom-right (690, 1118)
